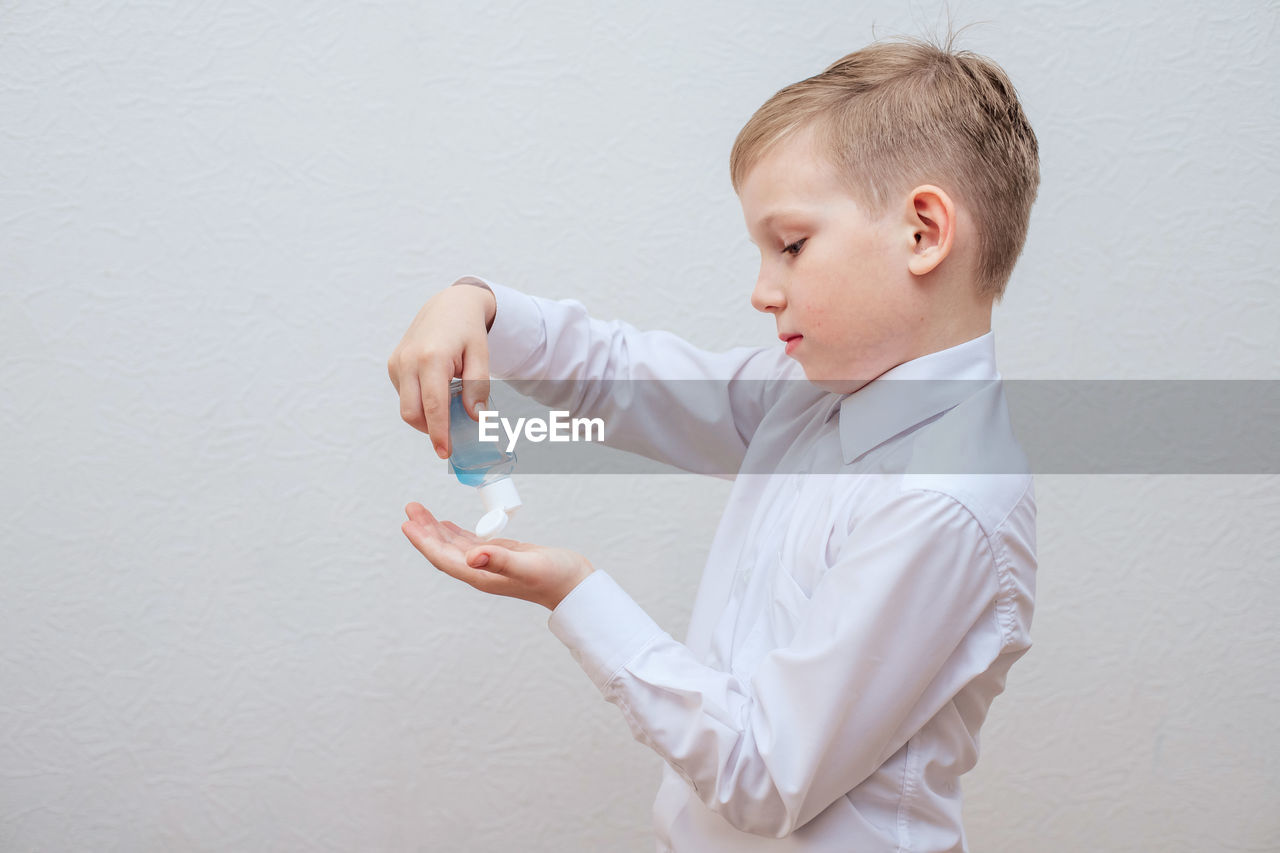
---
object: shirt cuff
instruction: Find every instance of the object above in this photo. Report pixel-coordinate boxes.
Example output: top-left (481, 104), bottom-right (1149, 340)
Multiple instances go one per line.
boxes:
top-left (547, 570), bottom-right (667, 693)
top-left (448, 275), bottom-right (545, 379)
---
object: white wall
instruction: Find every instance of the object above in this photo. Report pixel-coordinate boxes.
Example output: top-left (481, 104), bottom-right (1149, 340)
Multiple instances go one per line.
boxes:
top-left (2, 1), bottom-right (1277, 851)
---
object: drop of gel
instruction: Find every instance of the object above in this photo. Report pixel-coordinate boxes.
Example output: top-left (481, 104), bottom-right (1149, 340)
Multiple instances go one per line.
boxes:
top-left (475, 507), bottom-right (508, 540)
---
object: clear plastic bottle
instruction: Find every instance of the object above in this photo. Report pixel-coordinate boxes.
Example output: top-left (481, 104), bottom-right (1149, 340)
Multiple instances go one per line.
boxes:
top-left (447, 378), bottom-right (522, 538)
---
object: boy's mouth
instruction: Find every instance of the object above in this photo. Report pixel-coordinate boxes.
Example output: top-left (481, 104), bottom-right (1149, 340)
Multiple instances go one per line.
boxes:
top-left (779, 333), bottom-right (802, 355)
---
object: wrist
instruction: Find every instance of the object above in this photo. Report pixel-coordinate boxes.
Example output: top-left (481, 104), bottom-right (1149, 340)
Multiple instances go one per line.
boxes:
top-left (547, 565), bottom-right (595, 611)
top-left (451, 279), bottom-right (497, 332)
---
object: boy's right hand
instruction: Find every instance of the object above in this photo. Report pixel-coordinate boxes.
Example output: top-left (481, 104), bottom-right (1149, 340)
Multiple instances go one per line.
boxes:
top-left (387, 282), bottom-right (497, 459)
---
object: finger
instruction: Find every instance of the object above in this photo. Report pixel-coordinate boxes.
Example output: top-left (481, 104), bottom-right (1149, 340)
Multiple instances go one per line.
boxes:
top-left (405, 502), bottom-right (434, 527)
top-left (463, 543), bottom-right (533, 578)
top-left (441, 520), bottom-right (483, 548)
top-left (405, 505), bottom-right (472, 546)
top-left (436, 523), bottom-right (462, 548)
top-left (405, 504), bottom-right (464, 547)
top-left (401, 519), bottom-right (465, 572)
top-left (398, 368), bottom-right (427, 433)
top-left (460, 345), bottom-right (491, 422)
top-left (463, 544), bottom-right (497, 572)
top-left (419, 361), bottom-right (454, 458)
top-left (387, 351), bottom-right (402, 392)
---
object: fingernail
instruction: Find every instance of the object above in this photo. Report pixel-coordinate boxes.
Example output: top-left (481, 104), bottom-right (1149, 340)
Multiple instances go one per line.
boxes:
top-left (435, 444), bottom-right (448, 459)
top-left (471, 554), bottom-right (489, 568)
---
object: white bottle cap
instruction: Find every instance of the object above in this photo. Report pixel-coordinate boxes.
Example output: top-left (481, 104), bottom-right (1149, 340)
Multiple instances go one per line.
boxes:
top-left (478, 477), bottom-right (522, 514)
top-left (475, 507), bottom-right (508, 539)
top-left (475, 477), bottom-right (521, 539)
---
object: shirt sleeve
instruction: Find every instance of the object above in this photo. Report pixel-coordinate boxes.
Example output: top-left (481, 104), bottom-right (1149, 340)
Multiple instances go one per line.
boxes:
top-left (547, 488), bottom-right (1007, 838)
top-left (450, 274), bottom-right (798, 476)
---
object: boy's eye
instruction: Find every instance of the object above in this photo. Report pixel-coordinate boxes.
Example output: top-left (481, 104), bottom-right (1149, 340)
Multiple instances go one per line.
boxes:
top-left (782, 238), bottom-right (807, 256)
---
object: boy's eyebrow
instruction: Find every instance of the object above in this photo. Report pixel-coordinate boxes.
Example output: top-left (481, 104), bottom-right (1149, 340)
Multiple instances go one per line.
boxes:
top-left (752, 209), bottom-right (810, 231)
top-left (746, 209), bottom-right (811, 242)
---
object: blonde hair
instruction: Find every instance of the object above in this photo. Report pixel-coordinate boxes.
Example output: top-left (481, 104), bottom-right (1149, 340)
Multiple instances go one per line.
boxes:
top-left (729, 31), bottom-right (1040, 300)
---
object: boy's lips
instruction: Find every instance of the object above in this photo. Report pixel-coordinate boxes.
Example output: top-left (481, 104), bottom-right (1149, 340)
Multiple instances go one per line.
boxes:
top-left (779, 332), bottom-right (802, 355)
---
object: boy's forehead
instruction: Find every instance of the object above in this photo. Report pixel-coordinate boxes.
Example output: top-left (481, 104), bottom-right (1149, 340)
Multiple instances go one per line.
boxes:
top-left (744, 125), bottom-right (846, 189)
top-left (740, 137), bottom-right (853, 228)
top-left (749, 129), bottom-right (830, 184)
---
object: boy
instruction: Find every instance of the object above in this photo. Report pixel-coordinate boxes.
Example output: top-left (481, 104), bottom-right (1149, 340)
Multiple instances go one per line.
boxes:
top-left (388, 32), bottom-right (1039, 852)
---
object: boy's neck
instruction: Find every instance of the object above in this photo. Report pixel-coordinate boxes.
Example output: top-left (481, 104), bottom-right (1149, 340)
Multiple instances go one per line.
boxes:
top-left (910, 287), bottom-right (994, 361)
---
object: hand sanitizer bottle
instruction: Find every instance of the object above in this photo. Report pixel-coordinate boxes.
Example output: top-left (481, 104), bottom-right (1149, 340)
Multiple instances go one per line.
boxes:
top-left (447, 378), bottom-right (522, 538)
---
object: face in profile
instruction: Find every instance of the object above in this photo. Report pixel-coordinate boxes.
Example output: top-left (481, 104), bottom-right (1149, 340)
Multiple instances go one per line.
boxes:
top-left (739, 126), bottom-right (930, 393)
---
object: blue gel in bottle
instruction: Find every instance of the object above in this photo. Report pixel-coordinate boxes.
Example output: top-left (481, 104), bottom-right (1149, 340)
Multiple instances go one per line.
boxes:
top-left (447, 378), bottom-right (522, 537)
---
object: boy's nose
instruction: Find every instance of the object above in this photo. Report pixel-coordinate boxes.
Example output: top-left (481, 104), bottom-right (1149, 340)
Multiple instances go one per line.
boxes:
top-left (751, 273), bottom-right (785, 314)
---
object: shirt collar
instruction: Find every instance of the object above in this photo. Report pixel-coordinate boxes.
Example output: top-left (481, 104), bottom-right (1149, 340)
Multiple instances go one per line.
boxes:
top-left (827, 332), bottom-right (1000, 465)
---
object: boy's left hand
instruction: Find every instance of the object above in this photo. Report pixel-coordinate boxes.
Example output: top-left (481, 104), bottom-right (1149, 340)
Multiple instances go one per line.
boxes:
top-left (401, 503), bottom-right (594, 611)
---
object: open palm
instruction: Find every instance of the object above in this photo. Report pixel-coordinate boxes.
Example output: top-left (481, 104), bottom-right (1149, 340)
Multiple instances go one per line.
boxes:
top-left (401, 502), bottom-right (594, 611)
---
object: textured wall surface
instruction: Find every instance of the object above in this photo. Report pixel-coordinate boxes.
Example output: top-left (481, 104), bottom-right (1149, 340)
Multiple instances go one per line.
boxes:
top-left (2, 1), bottom-right (1277, 851)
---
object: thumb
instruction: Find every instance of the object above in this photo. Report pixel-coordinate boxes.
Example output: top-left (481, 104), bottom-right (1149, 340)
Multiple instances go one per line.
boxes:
top-left (465, 544), bottom-right (519, 574)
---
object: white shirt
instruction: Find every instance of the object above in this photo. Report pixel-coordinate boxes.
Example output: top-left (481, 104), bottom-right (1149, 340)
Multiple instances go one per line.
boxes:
top-left (466, 276), bottom-right (1037, 853)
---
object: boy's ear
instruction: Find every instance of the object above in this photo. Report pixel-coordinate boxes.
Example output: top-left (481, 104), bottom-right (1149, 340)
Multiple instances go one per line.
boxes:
top-left (905, 185), bottom-right (955, 277)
